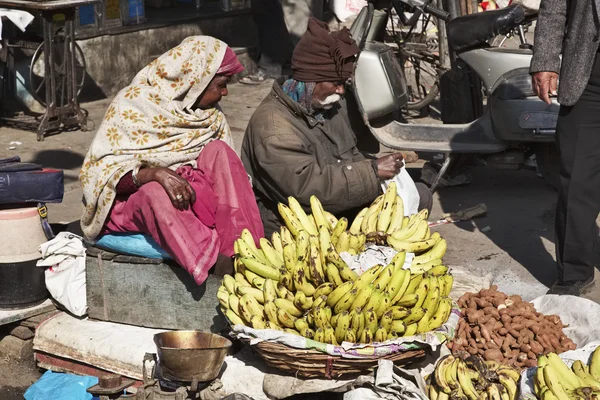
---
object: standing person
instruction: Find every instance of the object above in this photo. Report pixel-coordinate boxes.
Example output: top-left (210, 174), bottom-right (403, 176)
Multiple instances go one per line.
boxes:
top-left (240, 0), bottom-right (323, 84)
top-left (79, 36), bottom-right (264, 285)
top-left (242, 19), bottom-right (432, 237)
top-left (530, 0), bottom-right (599, 295)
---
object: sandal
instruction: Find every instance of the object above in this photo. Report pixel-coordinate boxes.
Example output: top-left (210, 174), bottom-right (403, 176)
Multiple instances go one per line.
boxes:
top-left (239, 70), bottom-right (269, 85)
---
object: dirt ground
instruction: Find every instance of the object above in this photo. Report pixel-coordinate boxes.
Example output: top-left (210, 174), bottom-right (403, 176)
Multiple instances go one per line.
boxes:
top-left (1, 80), bottom-right (599, 397)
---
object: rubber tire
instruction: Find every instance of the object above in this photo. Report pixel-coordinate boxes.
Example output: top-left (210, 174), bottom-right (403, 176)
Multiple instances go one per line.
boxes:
top-left (535, 143), bottom-right (560, 190)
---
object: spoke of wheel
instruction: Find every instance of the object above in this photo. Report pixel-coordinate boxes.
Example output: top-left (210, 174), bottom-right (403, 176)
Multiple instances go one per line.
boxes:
top-left (35, 77), bottom-right (46, 94)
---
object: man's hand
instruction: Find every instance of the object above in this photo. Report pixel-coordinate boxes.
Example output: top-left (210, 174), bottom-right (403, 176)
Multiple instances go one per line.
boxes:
top-left (532, 72), bottom-right (559, 104)
top-left (137, 167), bottom-right (196, 211)
top-left (376, 153), bottom-right (404, 180)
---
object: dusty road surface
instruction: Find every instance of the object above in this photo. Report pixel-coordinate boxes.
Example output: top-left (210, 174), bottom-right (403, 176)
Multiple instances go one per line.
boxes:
top-left (1, 80), bottom-right (598, 396)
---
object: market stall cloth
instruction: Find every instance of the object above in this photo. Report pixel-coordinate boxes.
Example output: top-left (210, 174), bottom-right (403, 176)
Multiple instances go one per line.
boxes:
top-left (0, 8), bottom-right (33, 44)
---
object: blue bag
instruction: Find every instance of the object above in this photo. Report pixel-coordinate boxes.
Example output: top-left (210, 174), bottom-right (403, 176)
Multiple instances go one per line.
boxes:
top-left (94, 232), bottom-right (172, 260)
top-left (24, 370), bottom-right (99, 400)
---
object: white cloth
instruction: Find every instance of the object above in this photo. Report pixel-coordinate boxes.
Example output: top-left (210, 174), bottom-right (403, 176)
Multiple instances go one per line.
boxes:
top-left (37, 232), bottom-right (88, 316)
top-left (382, 163), bottom-right (420, 218)
top-left (0, 9), bottom-right (34, 46)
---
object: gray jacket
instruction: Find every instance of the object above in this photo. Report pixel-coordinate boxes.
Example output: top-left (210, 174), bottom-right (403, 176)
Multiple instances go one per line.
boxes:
top-left (530, 0), bottom-right (600, 106)
top-left (241, 79), bottom-right (381, 237)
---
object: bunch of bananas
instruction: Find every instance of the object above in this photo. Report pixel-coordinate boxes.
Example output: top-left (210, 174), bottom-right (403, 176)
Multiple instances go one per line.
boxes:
top-left (429, 354), bottom-right (521, 400)
top-left (217, 195), bottom-right (455, 345)
top-left (535, 347), bottom-right (600, 400)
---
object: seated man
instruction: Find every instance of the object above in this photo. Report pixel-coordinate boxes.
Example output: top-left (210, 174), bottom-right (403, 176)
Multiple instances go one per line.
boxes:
top-left (242, 19), bottom-right (432, 237)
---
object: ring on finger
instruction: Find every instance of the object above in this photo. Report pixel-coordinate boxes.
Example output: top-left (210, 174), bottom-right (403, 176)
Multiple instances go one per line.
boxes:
top-left (176, 194), bottom-right (183, 201)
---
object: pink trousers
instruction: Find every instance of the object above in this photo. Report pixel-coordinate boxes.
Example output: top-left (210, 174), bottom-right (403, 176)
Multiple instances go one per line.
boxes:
top-left (104, 140), bottom-right (264, 284)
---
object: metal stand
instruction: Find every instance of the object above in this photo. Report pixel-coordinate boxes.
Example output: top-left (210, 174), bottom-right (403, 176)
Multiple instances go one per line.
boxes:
top-left (36, 9), bottom-right (87, 141)
top-left (430, 154), bottom-right (453, 194)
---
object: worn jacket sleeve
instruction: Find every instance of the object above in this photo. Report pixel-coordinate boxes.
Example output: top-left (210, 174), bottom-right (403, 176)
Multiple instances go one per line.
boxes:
top-left (255, 133), bottom-right (381, 214)
top-left (530, 0), bottom-right (568, 74)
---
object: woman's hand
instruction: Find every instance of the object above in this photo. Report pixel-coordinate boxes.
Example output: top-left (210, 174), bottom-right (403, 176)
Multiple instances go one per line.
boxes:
top-left (137, 167), bottom-right (196, 210)
top-left (375, 153), bottom-right (404, 180)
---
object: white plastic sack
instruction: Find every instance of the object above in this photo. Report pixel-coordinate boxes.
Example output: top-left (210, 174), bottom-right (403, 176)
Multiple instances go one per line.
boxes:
top-left (330, 0), bottom-right (367, 22)
top-left (37, 232), bottom-right (87, 317)
top-left (382, 165), bottom-right (420, 218)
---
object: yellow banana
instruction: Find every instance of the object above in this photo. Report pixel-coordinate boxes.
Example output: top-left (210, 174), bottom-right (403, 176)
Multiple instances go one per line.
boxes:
top-left (365, 309), bottom-right (378, 334)
top-left (390, 320), bottom-right (406, 335)
top-left (335, 311), bottom-right (351, 344)
top-left (428, 265), bottom-right (450, 277)
top-left (314, 282), bottom-right (335, 298)
top-left (293, 291), bottom-right (313, 311)
top-left (263, 279), bottom-right (278, 303)
top-left (274, 298), bottom-right (303, 317)
top-left (440, 274), bottom-right (453, 297)
top-left (314, 328), bottom-right (325, 343)
top-left (591, 346), bottom-right (600, 381)
top-left (223, 275), bottom-right (237, 294)
top-left (279, 270), bottom-right (294, 291)
top-left (333, 287), bottom-right (359, 314)
top-left (407, 219), bottom-right (430, 241)
top-left (278, 203), bottom-right (303, 237)
top-left (324, 325), bottom-right (337, 345)
top-left (362, 195), bottom-right (384, 233)
top-left (417, 288), bottom-right (440, 333)
top-left (363, 289), bottom-right (384, 314)
top-left (345, 330), bottom-right (357, 343)
top-left (288, 196), bottom-right (318, 235)
top-left (324, 211), bottom-right (338, 228)
top-left (300, 327), bottom-right (315, 339)
top-left (412, 238), bottom-right (448, 265)
top-left (282, 244), bottom-right (296, 272)
top-left (310, 195), bottom-right (331, 231)
top-left (403, 307), bottom-right (426, 325)
top-left (240, 258), bottom-right (281, 281)
top-left (375, 293), bottom-right (392, 318)
top-left (434, 355), bottom-right (457, 394)
top-left (349, 308), bottom-right (363, 333)
top-left (279, 226), bottom-right (294, 247)
top-left (349, 207), bottom-right (369, 234)
top-left (295, 230), bottom-right (310, 263)
top-left (546, 353), bottom-right (583, 390)
top-left (318, 225), bottom-right (333, 258)
top-left (380, 310), bottom-right (394, 331)
top-left (228, 294), bottom-right (240, 316)
top-left (240, 229), bottom-right (263, 257)
top-left (487, 383), bottom-right (502, 400)
top-left (387, 235), bottom-right (438, 253)
top-left (354, 264), bottom-right (384, 288)
top-left (309, 237), bottom-right (325, 285)
top-left (224, 308), bottom-right (245, 326)
top-left (239, 294), bottom-right (263, 322)
top-left (348, 233), bottom-right (362, 253)
top-left (293, 262), bottom-right (316, 296)
top-left (335, 231), bottom-right (351, 253)
top-left (377, 181), bottom-right (397, 233)
top-left (409, 258), bottom-right (442, 274)
top-left (331, 217), bottom-right (348, 244)
top-left (260, 238), bottom-right (285, 269)
top-left (360, 328), bottom-right (373, 344)
top-left (396, 293), bottom-right (419, 308)
top-left (236, 238), bottom-right (266, 264)
top-left (457, 360), bottom-right (480, 400)
top-left (498, 374), bottom-right (518, 400)
top-left (325, 263), bottom-right (344, 286)
top-left (389, 306), bottom-right (410, 320)
top-left (350, 284), bottom-right (375, 311)
top-left (277, 308), bottom-right (297, 328)
top-left (250, 315), bottom-right (267, 329)
top-left (326, 281), bottom-right (354, 307)
top-left (271, 231), bottom-right (284, 254)
top-left (236, 285), bottom-right (265, 304)
top-left (387, 268), bottom-right (411, 304)
top-left (413, 277), bottom-right (431, 309)
top-left (374, 326), bottom-right (388, 342)
top-left (294, 316), bottom-right (309, 332)
top-left (311, 294), bottom-right (328, 310)
top-left (571, 361), bottom-right (600, 389)
top-left (234, 272), bottom-right (251, 287)
top-left (391, 218), bottom-right (424, 241)
top-left (217, 286), bottom-right (230, 309)
top-left (386, 195), bottom-right (405, 234)
top-left (428, 297), bottom-right (452, 331)
top-left (403, 323), bottom-right (418, 337)
top-left (404, 273), bottom-right (424, 295)
top-left (373, 263), bottom-right (395, 291)
top-left (264, 301), bottom-right (280, 325)
top-left (252, 277), bottom-right (266, 290)
top-left (275, 282), bottom-right (295, 301)
top-left (429, 383), bottom-right (440, 400)
top-left (312, 307), bottom-right (330, 329)
top-left (233, 257), bottom-right (244, 274)
top-left (326, 249), bottom-right (359, 281)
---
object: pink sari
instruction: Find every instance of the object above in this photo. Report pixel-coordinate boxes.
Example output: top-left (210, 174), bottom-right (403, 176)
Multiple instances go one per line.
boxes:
top-left (104, 140), bottom-right (264, 284)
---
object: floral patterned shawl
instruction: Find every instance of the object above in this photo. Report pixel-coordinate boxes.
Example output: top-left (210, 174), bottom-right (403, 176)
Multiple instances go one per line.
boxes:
top-left (80, 36), bottom-right (233, 239)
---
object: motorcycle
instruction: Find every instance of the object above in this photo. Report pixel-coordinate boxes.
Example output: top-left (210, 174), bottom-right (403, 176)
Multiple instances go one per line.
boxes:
top-left (349, 2), bottom-right (560, 191)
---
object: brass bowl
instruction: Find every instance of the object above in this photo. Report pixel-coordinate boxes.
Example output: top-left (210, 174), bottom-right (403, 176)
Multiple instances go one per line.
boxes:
top-left (154, 331), bottom-right (232, 382)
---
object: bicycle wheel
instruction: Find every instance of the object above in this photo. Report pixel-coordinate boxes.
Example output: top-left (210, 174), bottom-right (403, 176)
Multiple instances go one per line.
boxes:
top-left (29, 33), bottom-right (86, 107)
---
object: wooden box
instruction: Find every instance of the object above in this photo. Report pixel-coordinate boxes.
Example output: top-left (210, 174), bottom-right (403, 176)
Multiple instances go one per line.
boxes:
top-left (86, 246), bottom-right (226, 332)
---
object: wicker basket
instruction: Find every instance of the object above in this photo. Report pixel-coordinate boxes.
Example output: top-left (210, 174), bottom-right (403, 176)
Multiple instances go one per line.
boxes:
top-left (251, 341), bottom-right (428, 379)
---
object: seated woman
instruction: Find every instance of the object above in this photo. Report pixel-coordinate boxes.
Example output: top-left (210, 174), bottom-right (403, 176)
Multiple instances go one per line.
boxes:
top-left (79, 36), bottom-right (264, 285)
